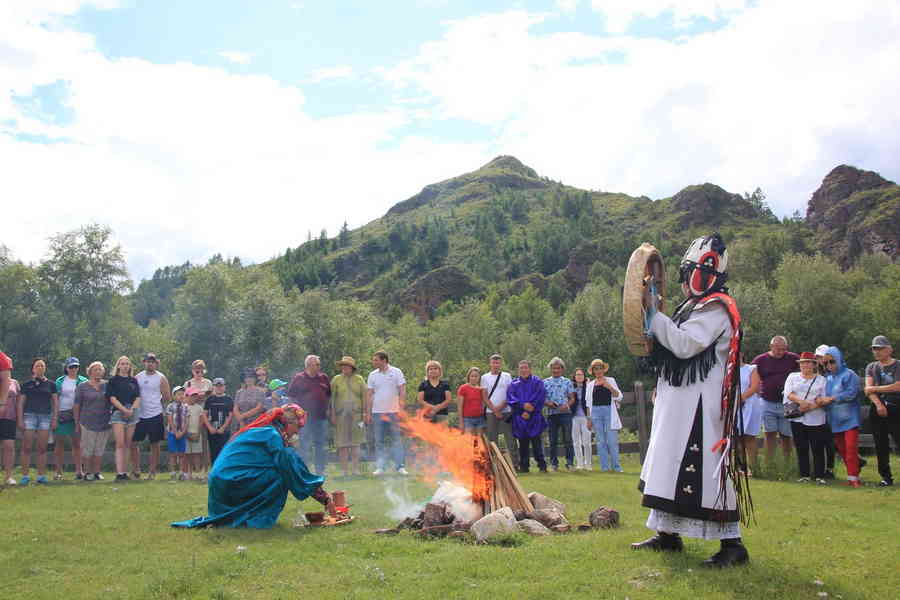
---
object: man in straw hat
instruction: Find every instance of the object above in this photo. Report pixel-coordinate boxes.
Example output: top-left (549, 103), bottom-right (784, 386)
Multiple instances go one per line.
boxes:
top-left (633, 233), bottom-right (751, 567)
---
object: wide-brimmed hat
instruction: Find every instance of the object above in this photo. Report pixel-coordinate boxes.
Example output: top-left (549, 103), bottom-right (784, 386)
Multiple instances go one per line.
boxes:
top-left (336, 356), bottom-right (357, 370)
top-left (798, 352), bottom-right (818, 363)
top-left (268, 378), bottom-right (288, 391)
top-left (814, 345), bottom-right (829, 357)
top-left (589, 359), bottom-right (609, 374)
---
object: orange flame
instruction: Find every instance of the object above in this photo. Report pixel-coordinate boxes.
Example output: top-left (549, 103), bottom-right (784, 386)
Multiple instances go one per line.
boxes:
top-left (398, 410), bottom-right (493, 503)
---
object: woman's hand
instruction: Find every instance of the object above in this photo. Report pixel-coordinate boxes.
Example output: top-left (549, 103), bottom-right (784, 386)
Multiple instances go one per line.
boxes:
top-left (874, 402), bottom-right (888, 417)
top-left (524, 402), bottom-right (534, 412)
top-left (522, 412), bottom-right (531, 420)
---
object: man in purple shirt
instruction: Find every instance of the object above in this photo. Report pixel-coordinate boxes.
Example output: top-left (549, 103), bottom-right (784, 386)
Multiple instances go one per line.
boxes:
top-left (287, 355), bottom-right (331, 475)
top-left (752, 336), bottom-right (799, 463)
top-left (507, 360), bottom-right (548, 473)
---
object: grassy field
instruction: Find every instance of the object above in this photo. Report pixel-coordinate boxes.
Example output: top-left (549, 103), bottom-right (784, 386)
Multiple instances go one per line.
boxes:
top-left (2, 454), bottom-right (898, 600)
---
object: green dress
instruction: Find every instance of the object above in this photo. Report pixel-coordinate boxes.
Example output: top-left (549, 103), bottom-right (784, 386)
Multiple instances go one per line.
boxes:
top-left (331, 373), bottom-right (366, 448)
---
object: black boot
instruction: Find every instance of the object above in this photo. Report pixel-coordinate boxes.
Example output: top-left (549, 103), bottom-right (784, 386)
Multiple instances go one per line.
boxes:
top-left (631, 532), bottom-right (684, 552)
top-left (702, 538), bottom-right (749, 568)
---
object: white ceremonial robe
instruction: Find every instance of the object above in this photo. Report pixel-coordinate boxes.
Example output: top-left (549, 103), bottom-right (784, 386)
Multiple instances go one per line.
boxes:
top-left (639, 300), bottom-right (739, 534)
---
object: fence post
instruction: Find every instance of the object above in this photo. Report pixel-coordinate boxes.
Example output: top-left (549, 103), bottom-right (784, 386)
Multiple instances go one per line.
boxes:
top-left (635, 381), bottom-right (649, 464)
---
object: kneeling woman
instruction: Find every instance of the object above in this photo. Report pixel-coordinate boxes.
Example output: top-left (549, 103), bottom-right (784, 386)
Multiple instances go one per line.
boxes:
top-left (172, 404), bottom-right (336, 529)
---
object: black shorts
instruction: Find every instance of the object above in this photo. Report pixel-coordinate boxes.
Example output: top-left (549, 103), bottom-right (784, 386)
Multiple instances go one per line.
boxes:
top-left (0, 418), bottom-right (15, 441)
top-left (132, 414), bottom-right (165, 443)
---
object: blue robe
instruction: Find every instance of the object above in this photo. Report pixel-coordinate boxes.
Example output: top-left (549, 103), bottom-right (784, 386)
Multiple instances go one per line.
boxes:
top-left (171, 426), bottom-right (325, 529)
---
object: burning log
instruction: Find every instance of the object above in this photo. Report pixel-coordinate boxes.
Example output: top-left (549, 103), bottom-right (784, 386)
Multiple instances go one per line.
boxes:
top-left (485, 440), bottom-right (534, 513)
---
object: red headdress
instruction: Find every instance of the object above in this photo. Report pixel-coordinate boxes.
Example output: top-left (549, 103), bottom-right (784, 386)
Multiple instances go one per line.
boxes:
top-left (234, 404), bottom-right (307, 444)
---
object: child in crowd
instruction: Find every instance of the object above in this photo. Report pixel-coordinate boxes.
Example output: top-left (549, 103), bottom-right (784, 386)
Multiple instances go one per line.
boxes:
top-left (458, 367), bottom-right (489, 435)
top-left (185, 387), bottom-right (205, 480)
top-left (166, 386), bottom-right (188, 480)
top-left (203, 378), bottom-right (234, 466)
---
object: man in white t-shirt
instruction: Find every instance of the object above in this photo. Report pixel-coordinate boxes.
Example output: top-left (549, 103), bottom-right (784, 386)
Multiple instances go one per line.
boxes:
top-left (481, 354), bottom-right (518, 469)
top-left (365, 351), bottom-right (407, 476)
top-left (131, 353), bottom-right (172, 480)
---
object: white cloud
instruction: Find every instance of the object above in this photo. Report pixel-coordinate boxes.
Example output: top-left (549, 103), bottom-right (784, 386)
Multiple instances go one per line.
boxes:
top-left (383, 2), bottom-right (900, 216)
top-left (0, 2), bottom-right (491, 279)
top-left (574, 0), bottom-right (750, 32)
top-left (308, 64), bottom-right (354, 83)
top-left (218, 50), bottom-right (253, 65)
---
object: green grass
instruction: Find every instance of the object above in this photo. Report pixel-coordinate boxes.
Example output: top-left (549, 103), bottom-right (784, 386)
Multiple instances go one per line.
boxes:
top-left (2, 454), bottom-right (898, 600)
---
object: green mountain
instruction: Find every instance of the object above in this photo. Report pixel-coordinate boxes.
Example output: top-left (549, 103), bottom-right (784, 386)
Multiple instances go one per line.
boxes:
top-left (271, 155), bottom-right (783, 318)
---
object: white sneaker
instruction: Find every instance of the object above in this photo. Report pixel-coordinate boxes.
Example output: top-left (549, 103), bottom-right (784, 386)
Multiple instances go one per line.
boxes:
top-left (372, 469), bottom-right (384, 476)
top-left (797, 477), bottom-right (811, 483)
top-left (397, 467), bottom-right (409, 476)
top-left (5, 477), bottom-right (16, 486)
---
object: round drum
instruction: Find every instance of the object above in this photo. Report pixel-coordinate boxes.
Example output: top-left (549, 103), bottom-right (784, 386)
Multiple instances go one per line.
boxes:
top-left (623, 243), bottom-right (666, 356)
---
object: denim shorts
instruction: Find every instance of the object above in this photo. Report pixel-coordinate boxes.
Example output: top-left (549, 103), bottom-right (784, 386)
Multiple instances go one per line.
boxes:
top-left (110, 408), bottom-right (140, 426)
top-left (762, 401), bottom-right (793, 437)
top-left (23, 412), bottom-right (52, 431)
top-left (463, 416), bottom-right (486, 430)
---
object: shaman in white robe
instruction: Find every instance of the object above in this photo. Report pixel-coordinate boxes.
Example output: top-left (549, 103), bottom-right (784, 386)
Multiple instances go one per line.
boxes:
top-left (639, 300), bottom-right (740, 539)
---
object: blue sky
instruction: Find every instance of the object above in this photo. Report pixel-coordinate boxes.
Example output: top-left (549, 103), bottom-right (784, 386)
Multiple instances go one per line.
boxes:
top-left (2, 1), bottom-right (899, 280)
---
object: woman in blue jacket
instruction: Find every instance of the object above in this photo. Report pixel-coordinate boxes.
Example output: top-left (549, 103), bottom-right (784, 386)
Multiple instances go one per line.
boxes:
top-left (819, 346), bottom-right (862, 487)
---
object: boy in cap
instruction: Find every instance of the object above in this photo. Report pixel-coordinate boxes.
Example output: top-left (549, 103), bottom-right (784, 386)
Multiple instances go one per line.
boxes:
top-left (166, 386), bottom-right (188, 480)
top-left (203, 378), bottom-right (234, 466)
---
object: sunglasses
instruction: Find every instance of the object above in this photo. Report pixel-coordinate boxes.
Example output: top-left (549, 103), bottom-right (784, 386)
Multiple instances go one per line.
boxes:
top-left (67, 365), bottom-right (79, 369)
top-left (825, 359), bottom-right (836, 365)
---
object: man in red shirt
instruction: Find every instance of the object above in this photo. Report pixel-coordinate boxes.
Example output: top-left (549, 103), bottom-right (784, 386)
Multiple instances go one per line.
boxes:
top-left (752, 336), bottom-right (799, 463)
top-left (287, 355), bottom-right (331, 475)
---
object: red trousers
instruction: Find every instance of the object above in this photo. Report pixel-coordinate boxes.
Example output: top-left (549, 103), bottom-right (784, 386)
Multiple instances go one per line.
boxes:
top-left (833, 428), bottom-right (860, 478)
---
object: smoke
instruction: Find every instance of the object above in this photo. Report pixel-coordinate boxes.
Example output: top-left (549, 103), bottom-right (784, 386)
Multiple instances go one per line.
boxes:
top-left (381, 478), bottom-right (480, 522)
top-left (431, 481), bottom-right (480, 523)
top-left (382, 478), bottom-right (425, 520)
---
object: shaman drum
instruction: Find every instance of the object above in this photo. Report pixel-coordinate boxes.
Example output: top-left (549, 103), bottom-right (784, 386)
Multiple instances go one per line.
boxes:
top-left (623, 243), bottom-right (666, 356)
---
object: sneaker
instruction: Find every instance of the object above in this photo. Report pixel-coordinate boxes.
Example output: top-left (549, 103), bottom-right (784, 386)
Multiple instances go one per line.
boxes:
top-left (36, 475), bottom-right (49, 484)
top-left (19, 475), bottom-right (30, 485)
top-left (170, 471), bottom-right (179, 481)
top-left (372, 469), bottom-right (384, 477)
top-left (5, 477), bottom-right (16, 486)
top-left (53, 472), bottom-right (63, 481)
top-left (84, 473), bottom-right (95, 481)
top-left (551, 465), bottom-right (559, 472)
top-left (565, 465), bottom-right (574, 471)
top-left (815, 478), bottom-right (828, 485)
top-left (115, 473), bottom-right (128, 481)
top-left (75, 473), bottom-right (84, 480)
top-left (147, 472), bottom-right (156, 481)
top-left (797, 477), bottom-right (811, 483)
top-left (178, 472), bottom-right (188, 481)
top-left (877, 479), bottom-right (893, 487)
top-left (575, 465), bottom-right (584, 471)
top-left (94, 473), bottom-right (104, 481)
top-left (397, 467), bottom-right (409, 476)
top-left (824, 469), bottom-right (836, 480)
top-left (130, 472), bottom-right (141, 480)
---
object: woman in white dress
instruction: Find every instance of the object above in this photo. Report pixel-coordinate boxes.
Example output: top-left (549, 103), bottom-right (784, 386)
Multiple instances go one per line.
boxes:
top-left (738, 354), bottom-right (762, 475)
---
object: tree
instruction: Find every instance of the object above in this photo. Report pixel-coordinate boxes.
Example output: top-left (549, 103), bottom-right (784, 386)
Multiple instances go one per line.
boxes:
top-left (338, 221), bottom-right (350, 248)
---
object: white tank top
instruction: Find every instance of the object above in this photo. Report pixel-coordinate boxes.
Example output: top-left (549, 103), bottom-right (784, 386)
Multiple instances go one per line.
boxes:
top-left (59, 376), bottom-right (78, 411)
top-left (137, 371), bottom-right (164, 418)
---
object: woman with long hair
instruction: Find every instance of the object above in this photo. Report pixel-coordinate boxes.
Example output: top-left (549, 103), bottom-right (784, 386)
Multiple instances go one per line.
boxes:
top-left (586, 359), bottom-right (624, 472)
top-left (106, 356), bottom-right (141, 481)
top-left (571, 368), bottom-right (593, 470)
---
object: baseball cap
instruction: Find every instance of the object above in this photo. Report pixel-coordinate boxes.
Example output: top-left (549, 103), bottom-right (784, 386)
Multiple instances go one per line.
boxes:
top-left (172, 385), bottom-right (184, 395)
top-left (143, 352), bottom-right (158, 362)
top-left (814, 345), bottom-right (829, 357)
top-left (268, 378), bottom-right (288, 391)
top-left (871, 335), bottom-right (892, 348)
top-left (186, 387), bottom-right (201, 396)
top-left (212, 377), bottom-right (226, 386)
top-left (64, 357), bottom-right (80, 369)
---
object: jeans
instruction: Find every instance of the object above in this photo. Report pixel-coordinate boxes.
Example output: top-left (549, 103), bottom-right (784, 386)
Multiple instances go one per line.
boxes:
top-left (486, 413), bottom-right (518, 468)
top-left (297, 417), bottom-right (329, 475)
top-left (517, 435), bottom-right (546, 472)
top-left (870, 407), bottom-right (900, 483)
top-left (372, 412), bottom-right (405, 470)
top-left (591, 406), bottom-right (621, 471)
top-left (790, 422), bottom-right (830, 478)
top-left (572, 415), bottom-right (592, 468)
top-left (547, 413), bottom-right (574, 468)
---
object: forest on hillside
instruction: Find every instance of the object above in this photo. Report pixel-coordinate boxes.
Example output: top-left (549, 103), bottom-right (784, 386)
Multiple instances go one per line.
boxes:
top-left (2, 222), bottom-right (897, 402)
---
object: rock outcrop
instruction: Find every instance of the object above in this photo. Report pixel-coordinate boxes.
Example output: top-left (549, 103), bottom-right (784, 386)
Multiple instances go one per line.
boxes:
top-left (398, 266), bottom-right (480, 321)
top-left (806, 165), bottom-right (898, 266)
